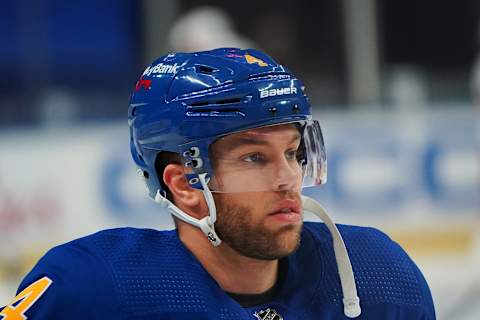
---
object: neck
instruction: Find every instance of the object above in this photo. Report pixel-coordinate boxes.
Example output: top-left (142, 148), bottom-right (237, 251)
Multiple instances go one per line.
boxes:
top-left (178, 223), bottom-right (278, 294)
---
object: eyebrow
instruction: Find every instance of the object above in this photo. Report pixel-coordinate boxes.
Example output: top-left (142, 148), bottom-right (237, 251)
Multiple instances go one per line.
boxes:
top-left (217, 132), bottom-right (301, 155)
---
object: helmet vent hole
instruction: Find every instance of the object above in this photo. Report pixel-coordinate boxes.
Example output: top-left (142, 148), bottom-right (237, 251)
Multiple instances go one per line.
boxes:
top-left (143, 171), bottom-right (149, 179)
top-left (189, 101), bottom-right (210, 107)
top-left (188, 97), bottom-right (242, 108)
top-left (195, 65), bottom-right (218, 74)
top-left (216, 97), bottom-right (242, 105)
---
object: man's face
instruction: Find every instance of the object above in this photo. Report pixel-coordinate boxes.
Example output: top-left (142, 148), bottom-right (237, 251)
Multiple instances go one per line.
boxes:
top-left (210, 124), bottom-right (304, 260)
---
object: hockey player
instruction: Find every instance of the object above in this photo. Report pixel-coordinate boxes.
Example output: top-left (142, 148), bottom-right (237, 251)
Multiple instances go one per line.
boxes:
top-left (0, 48), bottom-right (435, 319)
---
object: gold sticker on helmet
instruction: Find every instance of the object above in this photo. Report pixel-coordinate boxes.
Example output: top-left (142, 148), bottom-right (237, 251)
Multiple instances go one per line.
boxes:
top-left (245, 54), bottom-right (268, 67)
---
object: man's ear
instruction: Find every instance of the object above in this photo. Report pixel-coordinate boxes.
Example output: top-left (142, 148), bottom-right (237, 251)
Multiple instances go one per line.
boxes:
top-left (163, 163), bottom-right (206, 216)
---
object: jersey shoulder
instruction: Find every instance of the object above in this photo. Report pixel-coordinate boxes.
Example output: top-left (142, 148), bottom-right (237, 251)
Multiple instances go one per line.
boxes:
top-left (1, 228), bottom-right (123, 319)
top-left (303, 222), bottom-right (435, 319)
top-left (2, 227), bottom-right (201, 320)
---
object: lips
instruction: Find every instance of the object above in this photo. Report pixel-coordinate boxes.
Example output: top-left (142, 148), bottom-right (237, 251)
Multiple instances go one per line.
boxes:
top-left (268, 199), bottom-right (302, 223)
top-left (269, 199), bottom-right (301, 215)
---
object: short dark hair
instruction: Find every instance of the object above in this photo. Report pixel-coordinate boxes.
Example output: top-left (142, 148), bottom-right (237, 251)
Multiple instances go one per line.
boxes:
top-left (154, 151), bottom-right (182, 203)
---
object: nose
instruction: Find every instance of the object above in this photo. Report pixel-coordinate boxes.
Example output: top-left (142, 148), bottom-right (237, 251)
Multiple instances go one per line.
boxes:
top-left (273, 156), bottom-right (302, 191)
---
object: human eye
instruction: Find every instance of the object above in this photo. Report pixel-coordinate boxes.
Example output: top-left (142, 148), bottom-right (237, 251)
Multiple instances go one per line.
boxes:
top-left (285, 149), bottom-right (298, 161)
top-left (242, 152), bottom-right (265, 164)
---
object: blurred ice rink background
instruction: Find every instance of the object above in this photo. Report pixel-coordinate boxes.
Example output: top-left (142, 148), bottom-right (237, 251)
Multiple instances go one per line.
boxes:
top-left (0, 1), bottom-right (479, 319)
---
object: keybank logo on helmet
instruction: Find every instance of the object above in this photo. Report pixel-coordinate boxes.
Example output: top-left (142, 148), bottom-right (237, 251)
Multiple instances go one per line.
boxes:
top-left (143, 63), bottom-right (180, 76)
top-left (260, 87), bottom-right (297, 99)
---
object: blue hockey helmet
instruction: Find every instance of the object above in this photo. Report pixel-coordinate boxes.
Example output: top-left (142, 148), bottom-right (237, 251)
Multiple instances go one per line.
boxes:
top-left (129, 48), bottom-right (326, 199)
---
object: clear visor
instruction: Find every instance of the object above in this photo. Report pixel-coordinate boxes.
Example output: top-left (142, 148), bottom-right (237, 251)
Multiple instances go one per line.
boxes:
top-left (183, 120), bottom-right (326, 193)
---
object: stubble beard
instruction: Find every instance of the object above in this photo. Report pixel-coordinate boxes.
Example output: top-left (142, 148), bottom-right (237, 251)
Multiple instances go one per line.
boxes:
top-left (213, 193), bottom-right (303, 260)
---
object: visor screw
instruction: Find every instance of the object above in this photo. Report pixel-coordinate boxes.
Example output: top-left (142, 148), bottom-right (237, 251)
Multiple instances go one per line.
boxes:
top-left (268, 106), bottom-right (277, 113)
top-left (189, 177), bottom-right (200, 185)
top-left (293, 104), bottom-right (299, 113)
top-left (187, 147), bottom-right (200, 157)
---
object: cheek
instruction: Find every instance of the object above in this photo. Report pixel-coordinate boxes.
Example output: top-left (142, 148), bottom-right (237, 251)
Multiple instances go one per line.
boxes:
top-left (240, 193), bottom-right (268, 216)
top-left (214, 192), bottom-right (268, 221)
top-left (211, 171), bottom-right (263, 193)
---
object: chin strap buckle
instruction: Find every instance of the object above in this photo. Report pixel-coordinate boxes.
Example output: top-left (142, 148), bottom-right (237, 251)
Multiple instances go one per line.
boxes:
top-left (198, 216), bottom-right (222, 246)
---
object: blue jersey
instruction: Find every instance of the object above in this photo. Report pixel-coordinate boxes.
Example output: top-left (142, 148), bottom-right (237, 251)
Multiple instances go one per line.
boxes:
top-left (1, 222), bottom-right (435, 319)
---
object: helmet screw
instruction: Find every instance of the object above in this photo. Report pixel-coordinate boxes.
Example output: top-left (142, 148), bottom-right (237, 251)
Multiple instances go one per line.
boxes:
top-left (188, 147), bottom-right (200, 157)
top-left (268, 107), bottom-right (277, 113)
top-left (293, 104), bottom-right (299, 113)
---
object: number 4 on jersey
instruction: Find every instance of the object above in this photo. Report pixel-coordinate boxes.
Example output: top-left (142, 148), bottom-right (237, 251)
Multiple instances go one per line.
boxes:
top-left (0, 277), bottom-right (52, 320)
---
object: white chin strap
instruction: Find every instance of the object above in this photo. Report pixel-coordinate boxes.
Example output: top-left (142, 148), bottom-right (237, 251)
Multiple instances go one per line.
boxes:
top-left (154, 173), bottom-right (222, 246)
top-left (302, 195), bottom-right (361, 318)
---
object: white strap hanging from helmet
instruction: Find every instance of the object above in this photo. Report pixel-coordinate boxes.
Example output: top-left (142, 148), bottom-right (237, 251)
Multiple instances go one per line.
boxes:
top-left (302, 195), bottom-right (362, 318)
top-left (154, 173), bottom-right (221, 246)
